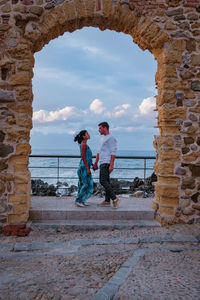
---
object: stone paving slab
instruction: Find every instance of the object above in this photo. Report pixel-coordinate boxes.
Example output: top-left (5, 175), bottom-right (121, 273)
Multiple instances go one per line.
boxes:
top-left (0, 224), bottom-right (200, 300)
top-left (29, 219), bottom-right (161, 232)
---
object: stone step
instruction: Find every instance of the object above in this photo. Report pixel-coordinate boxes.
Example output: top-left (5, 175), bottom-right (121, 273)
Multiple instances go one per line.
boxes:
top-left (29, 209), bottom-right (154, 221)
top-left (30, 196), bottom-right (155, 221)
top-left (29, 220), bottom-right (161, 232)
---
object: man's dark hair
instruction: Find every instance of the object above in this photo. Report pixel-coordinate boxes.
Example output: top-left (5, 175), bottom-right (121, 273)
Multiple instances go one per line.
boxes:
top-left (98, 122), bottom-right (109, 130)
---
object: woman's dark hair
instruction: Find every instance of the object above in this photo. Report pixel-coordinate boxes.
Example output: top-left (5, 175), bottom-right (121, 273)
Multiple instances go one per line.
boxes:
top-left (98, 121), bottom-right (109, 130)
top-left (74, 130), bottom-right (87, 144)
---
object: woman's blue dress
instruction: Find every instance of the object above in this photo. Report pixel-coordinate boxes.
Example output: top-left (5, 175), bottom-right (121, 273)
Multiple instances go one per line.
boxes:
top-left (75, 146), bottom-right (93, 203)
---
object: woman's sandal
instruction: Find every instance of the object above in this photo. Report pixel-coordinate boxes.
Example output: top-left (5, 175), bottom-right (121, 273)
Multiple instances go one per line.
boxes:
top-left (75, 202), bottom-right (85, 207)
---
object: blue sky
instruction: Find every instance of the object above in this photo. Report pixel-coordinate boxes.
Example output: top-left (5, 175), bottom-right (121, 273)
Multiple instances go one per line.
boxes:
top-left (31, 27), bottom-right (158, 152)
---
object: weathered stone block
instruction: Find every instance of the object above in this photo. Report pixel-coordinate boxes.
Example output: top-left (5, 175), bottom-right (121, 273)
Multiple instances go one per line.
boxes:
top-left (0, 90), bottom-right (15, 102)
top-left (157, 136), bottom-right (174, 148)
top-left (0, 174), bottom-right (13, 181)
top-left (0, 131), bottom-right (5, 142)
top-left (191, 81), bottom-right (200, 91)
top-left (10, 74), bottom-right (31, 86)
top-left (2, 3), bottom-right (11, 13)
top-left (159, 149), bottom-right (180, 162)
top-left (30, 6), bottom-right (44, 16)
top-left (181, 177), bottom-right (195, 189)
top-left (164, 21), bottom-right (176, 30)
top-left (14, 104), bottom-right (32, 115)
top-left (0, 143), bottom-right (14, 158)
top-left (154, 161), bottom-right (174, 175)
top-left (180, 70), bottom-right (193, 80)
top-left (182, 206), bottom-right (195, 215)
top-left (157, 175), bottom-right (180, 185)
top-left (0, 182), bottom-right (5, 195)
top-left (175, 167), bottom-right (186, 175)
top-left (165, 8), bottom-right (183, 16)
top-left (0, 161), bottom-right (8, 171)
top-left (7, 129), bottom-right (30, 143)
top-left (188, 165), bottom-right (200, 177)
top-left (8, 212), bottom-right (29, 224)
top-left (155, 184), bottom-right (179, 198)
top-left (14, 173), bottom-right (30, 184)
top-left (184, 137), bottom-right (195, 144)
top-left (8, 194), bottom-right (30, 205)
top-left (158, 206), bottom-right (175, 216)
top-left (159, 107), bottom-right (186, 120)
top-left (183, 152), bottom-right (200, 162)
top-left (159, 196), bottom-right (179, 206)
top-left (186, 38), bottom-right (196, 52)
top-left (16, 144), bottom-right (31, 155)
top-left (14, 183), bottom-right (28, 194)
top-left (182, 147), bottom-right (190, 154)
top-left (156, 91), bottom-right (175, 105)
top-left (189, 114), bottom-right (198, 121)
top-left (191, 192), bottom-right (200, 203)
top-left (192, 204), bottom-right (200, 211)
top-left (9, 155), bottom-right (29, 165)
top-left (12, 202), bottom-right (28, 214)
top-left (191, 54), bottom-right (200, 66)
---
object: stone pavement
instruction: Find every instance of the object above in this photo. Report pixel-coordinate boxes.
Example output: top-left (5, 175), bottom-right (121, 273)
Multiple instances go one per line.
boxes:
top-left (0, 223), bottom-right (200, 300)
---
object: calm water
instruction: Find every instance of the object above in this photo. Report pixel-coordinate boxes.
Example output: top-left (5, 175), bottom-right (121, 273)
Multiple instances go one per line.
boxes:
top-left (29, 149), bottom-right (156, 186)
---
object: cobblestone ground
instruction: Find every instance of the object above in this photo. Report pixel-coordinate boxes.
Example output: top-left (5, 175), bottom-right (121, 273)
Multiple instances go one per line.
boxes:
top-left (0, 224), bottom-right (200, 300)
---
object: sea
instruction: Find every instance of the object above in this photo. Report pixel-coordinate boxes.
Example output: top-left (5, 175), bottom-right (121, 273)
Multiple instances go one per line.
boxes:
top-left (29, 149), bottom-right (156, 187)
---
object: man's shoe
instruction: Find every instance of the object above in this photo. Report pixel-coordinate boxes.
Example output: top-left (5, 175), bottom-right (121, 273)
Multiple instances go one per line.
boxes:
top-left (83, 202), bottom-right (90, 206)
top-left (98, 201), bottom-right (111, 207)
top-left (112, 198), bottom-right (120, 209)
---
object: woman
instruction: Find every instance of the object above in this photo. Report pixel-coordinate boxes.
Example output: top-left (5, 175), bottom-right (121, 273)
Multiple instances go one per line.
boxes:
top-left (74, 130), bottom-right (93, 207)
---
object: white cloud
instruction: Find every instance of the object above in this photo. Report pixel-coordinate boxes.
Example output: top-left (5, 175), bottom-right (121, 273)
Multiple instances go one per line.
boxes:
top-left (55, 35), bottom-right (121, 62)
top-left (33, 106), bottom-right (77, 123)
top-left (34, 65), bottom-right (113, 93)
top-left (139, 97), bottom-right (156, 117)
top-left (106, 104), bottom-right (131, 118)
top-left (90, 99), bottom-right (105, 114)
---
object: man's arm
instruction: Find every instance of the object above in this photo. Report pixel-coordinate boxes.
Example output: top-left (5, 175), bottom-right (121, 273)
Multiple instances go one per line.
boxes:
top-left (109, 137), bottom-right (117, 173)
top-left (109, 154), bottom-right (115, 173)
top-left (93, 153), bottom-right (99, 171)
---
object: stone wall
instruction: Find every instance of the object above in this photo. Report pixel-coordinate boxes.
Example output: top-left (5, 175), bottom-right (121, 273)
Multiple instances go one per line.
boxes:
top-left (0, 0), bottom-right (200, 228)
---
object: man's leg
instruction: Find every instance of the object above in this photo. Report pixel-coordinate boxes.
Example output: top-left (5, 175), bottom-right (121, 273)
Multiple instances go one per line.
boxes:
top-left (100, 164), bottom-right (116, 202)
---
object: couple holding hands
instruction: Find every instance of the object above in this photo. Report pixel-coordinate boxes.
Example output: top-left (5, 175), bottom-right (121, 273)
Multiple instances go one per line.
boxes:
top-left (74, 122), bottom-right (120, 209)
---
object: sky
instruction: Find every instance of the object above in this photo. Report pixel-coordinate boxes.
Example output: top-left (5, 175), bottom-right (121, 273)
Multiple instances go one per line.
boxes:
top-left (31, 27), bottom-right (158, 153)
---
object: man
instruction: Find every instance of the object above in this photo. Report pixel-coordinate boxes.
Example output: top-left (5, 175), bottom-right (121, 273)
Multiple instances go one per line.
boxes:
top-left (93, 122), bottom-right (120, 209)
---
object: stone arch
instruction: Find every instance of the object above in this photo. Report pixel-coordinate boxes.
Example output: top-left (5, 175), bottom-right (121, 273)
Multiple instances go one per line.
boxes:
top-left (0, 0), bottom-right (200, 229)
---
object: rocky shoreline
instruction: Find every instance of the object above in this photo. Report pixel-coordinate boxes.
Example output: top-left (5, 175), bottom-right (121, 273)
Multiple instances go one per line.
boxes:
top-left (31, 173), bottom-right (157, 198)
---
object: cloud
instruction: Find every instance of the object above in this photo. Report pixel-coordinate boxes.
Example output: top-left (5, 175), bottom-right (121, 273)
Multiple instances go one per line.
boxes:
top-left (90, 99), bottom-right (105, 114)
top-left (34, 65), bottom-right (115, 93)
top-left (33, 106), bottom-right (77, 123)
top-left (55, 34), bottom-right (121, 62)
top-left (139, 97), bottom-right (156, 117)
top-left (106, 103), bottom-right (131, 118)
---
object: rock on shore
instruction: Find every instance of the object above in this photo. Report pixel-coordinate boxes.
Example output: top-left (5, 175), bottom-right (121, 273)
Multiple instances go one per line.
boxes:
top-left (31, 173), bottom-right (157, 198)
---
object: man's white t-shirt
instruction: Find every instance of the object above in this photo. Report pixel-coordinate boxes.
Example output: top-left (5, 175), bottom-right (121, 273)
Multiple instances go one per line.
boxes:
top-left (98, 134), bottom-right (117, 166)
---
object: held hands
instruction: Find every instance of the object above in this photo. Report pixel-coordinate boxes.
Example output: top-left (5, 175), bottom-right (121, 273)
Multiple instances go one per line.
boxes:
top-left (92, 163), bottom-right (98, 171)
top-left (87, 167), bottom-right (91, 176)
top-left (109, 165), bottom-right (114, 173)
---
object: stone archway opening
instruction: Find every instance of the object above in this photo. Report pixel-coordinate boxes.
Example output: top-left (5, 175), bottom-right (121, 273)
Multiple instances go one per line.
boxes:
top-left (1, 1), bottom-right (200, 230)
top-left (30, 26), bottom-right (158, 207)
